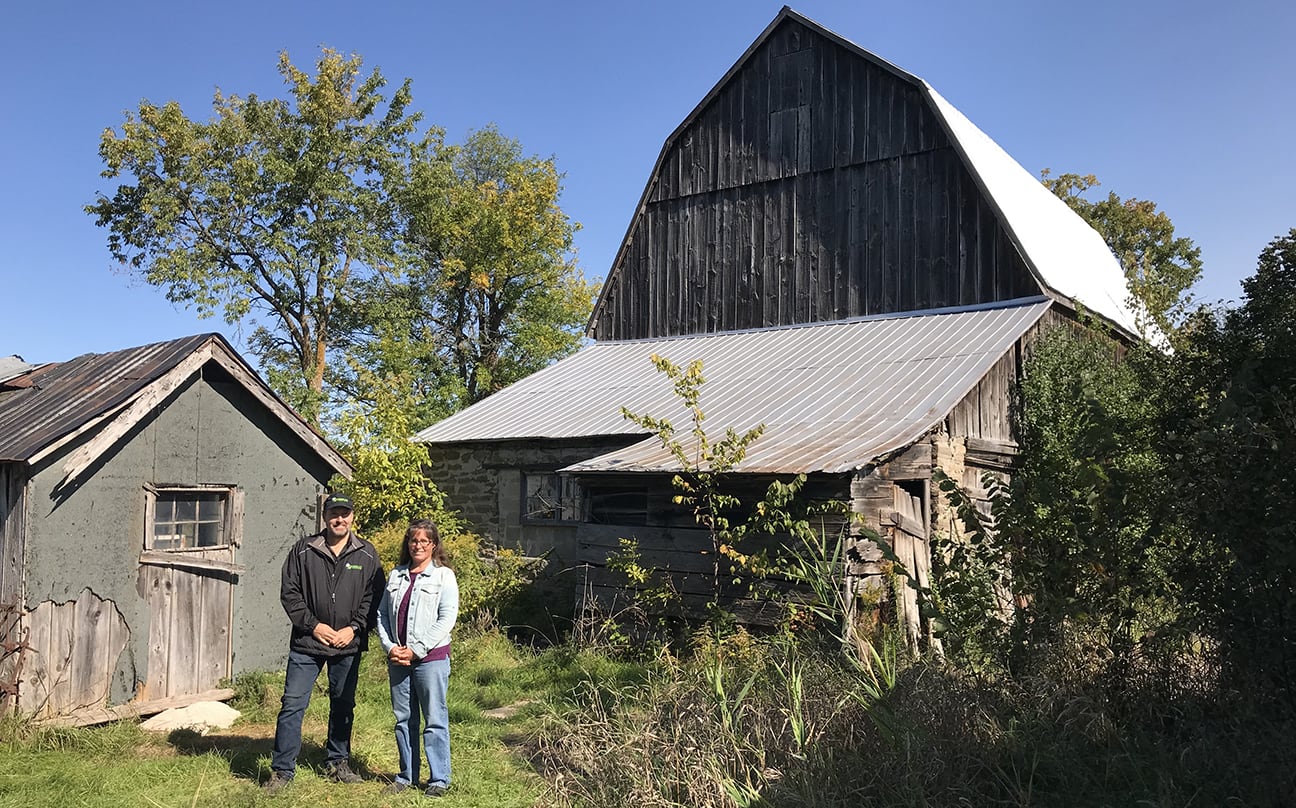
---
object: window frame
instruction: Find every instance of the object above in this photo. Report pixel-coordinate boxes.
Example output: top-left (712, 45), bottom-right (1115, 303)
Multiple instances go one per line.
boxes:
top-left (143, 484), bottom-right (244, 552)
top-left (521, 471), bottom-right (582, 524)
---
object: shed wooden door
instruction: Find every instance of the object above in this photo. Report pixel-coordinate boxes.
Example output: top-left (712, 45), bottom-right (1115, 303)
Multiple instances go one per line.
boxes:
top-left (140, 550), bottom-right (234, 699)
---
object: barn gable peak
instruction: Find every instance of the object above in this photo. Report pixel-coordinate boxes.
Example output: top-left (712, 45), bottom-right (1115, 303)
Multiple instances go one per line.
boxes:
top-left (588, 7), bottom-right (1142, 342)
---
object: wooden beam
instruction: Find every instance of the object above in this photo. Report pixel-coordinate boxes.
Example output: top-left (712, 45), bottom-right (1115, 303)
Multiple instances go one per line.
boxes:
top-left (35, 687), bottom-right (235, 728)
top-left (885, 442), bottom-right (932, 480)
top-left (888, 510), bottom-right (926, 540)
top-left (138, 551), bottom-right (246, 576)
top-left (965, 436), bottom-right (1020, 471)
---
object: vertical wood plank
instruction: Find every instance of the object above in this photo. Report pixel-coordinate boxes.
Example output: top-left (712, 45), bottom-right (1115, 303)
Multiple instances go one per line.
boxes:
top-left (145, 567), bottom-right (171, 700)
top-left (198, 574), bottom-right (231, 691)
top-left (169, 566), bottom-right (199, 698)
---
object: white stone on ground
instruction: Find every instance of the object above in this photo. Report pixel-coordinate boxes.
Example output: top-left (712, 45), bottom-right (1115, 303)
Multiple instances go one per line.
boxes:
top-left (139, 701), bottom-right (240, 734)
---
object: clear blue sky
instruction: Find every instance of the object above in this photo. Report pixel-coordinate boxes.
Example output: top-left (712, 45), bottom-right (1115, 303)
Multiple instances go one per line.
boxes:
top-left (3, 0), bottom-right (1291, 363)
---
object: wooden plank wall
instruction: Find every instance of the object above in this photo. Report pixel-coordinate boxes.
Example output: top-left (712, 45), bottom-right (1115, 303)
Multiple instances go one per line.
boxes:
top-left (0, 464), bottom-right (23, 612)
top-left (574, 473), bottom-right (854, 625)
top-left (0, 465), bottom-right (26, 715)
top-left (946, 350), bottom-right (1018, 444)
top-left (18, 589), bottom-right (128, 718)
top-left (141, 561), bottom-right (232, 700)
top-left (592, 19), bottom-right (1040, 340)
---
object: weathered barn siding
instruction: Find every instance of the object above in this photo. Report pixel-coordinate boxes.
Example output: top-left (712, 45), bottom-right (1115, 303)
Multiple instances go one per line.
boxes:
top-left (574, 473), bottom-right (854, 624)
top-left (18, 589), bottom-right (128, 717)
top-left (591, 18), bottom-right (1040, 340)
top-left (22, 369), bottom-right (331, 707)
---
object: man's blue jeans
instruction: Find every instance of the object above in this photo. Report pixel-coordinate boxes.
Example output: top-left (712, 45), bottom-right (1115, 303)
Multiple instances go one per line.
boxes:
top-left (388, 657), bottom-right (451, 787)
top-left (271, 650), bottom-right (361, 777)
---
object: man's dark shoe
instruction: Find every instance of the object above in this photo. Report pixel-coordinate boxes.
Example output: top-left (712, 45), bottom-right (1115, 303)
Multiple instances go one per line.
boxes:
top-left (424, 783), bottom-right (448, 798)
top-left (325, 761), bottom-right (362, 784)
top-left (382, 780), bottom-right (410, 794)
top-left (263, 771), bottom-right (292, 793)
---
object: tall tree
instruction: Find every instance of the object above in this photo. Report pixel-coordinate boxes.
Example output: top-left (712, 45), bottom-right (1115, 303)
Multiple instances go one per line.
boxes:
top-left (87, 50), bottom-right (420, 423)
top-left (341, 126), bottom-right (597, 416)
top-left (1042, 170), bottom-right (1202, 344)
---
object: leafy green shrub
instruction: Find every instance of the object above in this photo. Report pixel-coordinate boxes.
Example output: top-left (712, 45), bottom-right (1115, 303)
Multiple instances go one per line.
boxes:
top-left (366, 520), bottom-right (538, 621)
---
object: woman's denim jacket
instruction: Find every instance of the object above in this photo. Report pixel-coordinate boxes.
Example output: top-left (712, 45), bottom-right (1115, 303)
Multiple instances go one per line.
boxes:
top-left (376, 562), bottom-right (459, 658)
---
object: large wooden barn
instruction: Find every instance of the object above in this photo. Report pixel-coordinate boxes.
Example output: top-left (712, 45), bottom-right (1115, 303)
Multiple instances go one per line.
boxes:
top-left (0, 334), bottom-right (350, 722)
top-left (414, 8), bottom-right (1141, 641)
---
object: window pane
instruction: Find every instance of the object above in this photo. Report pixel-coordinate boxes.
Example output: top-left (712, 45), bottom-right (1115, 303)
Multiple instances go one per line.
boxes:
top-left (198, 498), bottom-right (224, 522)
top-left (150, 489), bottom-right (231, 550)
top-left (197, 521), bottom-right (223, 547)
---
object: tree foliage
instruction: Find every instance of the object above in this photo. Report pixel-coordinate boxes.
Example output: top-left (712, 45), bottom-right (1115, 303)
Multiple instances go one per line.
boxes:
top-left (90, 51), bottom-right (594, 429)
top-left (1161, 228), bottom-right (1296, 690)
top-left (88, 50), bottom-right (418, 423)
top-left (1042, 170), bottom-right (1203, 343)
top-left (392, 126), bottom-right (596, 411)
top-left (932, 330), bottom-right (1187, 673)
top-left (618, 355), bottom-right (847, 632)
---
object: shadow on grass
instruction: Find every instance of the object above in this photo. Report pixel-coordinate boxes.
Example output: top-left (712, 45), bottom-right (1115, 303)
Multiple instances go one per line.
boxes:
top-left (166, 731), bottom-right (387, 784)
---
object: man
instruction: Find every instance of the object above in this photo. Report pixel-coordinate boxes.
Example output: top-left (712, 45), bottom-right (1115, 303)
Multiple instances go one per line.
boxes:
top-left (266, 493), bottom-right (385, 792)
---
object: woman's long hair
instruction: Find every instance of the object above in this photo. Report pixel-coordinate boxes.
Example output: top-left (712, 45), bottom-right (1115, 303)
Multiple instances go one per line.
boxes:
top-left (398, 518), bottom-right (450, 569)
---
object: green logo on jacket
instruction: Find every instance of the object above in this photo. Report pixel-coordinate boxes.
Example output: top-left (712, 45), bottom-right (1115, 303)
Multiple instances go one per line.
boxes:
top-left (345, 563), bottom-right (363, 571)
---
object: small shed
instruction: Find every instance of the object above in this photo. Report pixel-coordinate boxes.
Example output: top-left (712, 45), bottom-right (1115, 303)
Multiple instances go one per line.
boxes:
top-left (0, 333), bottom-right (350, 722)
top-left (413, 8), bottom-right (1143, 641)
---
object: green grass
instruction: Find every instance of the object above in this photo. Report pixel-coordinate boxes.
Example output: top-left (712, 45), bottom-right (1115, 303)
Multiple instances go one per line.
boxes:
top-left (6, 627), bottom-right (1292, 807)
top-left (0, 630), bottom-right (644, 808)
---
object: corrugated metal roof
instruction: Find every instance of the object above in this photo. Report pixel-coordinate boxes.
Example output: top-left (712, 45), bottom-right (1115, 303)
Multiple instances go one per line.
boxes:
top-left (415, 300), bottom-right (1050, 474)
top-left (0, 334), bottom-right (214, 462)
top-left (0, 334), bottom-right (350, 478)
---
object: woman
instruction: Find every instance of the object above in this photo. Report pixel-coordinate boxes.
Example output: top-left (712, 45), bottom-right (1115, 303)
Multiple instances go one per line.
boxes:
top-left (377, 519), bottom-right (460, 797)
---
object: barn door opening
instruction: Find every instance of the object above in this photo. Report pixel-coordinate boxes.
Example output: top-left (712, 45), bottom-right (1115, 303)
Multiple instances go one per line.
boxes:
top-left (890, 480), bottom-right (936, 652)
top-left (138, 486), bottom-right (244, 701)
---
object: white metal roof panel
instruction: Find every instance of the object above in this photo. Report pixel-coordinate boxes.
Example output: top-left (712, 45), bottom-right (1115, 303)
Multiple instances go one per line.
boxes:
top-left (415, 300), bottom-right (1050, 474)
top-left (924, 85), bottom-right (1146, 339)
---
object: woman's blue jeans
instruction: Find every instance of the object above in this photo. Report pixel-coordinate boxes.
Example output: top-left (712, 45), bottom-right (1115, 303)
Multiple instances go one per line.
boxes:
top-left (388, 657), bottom-right (451, 787)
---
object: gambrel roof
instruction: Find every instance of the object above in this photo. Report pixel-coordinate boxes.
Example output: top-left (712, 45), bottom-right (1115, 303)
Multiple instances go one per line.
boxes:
top-left (415, 299), bottom-right (1049, 474)
top-left (0, 333), bottom-right (351, 484)
top-left (588, 6), bottom-right (1143, 339)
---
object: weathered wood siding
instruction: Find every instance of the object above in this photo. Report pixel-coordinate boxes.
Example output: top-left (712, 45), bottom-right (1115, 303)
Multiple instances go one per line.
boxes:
top-left (592, 18), bottom-right (1040, 340)
top-left (576, 473), bottom-right (853, 625)
top-left (140, 561), bottom-right (232, 700)
top-left (0, 464), bottom-right (23, 611)
top-left (18, 589), bottom-right (128, 718)
top-left (0, 464), bottom-right (27, 714)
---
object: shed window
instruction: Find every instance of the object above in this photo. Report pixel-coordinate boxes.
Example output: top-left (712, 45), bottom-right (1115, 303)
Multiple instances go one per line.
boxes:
top-left (524, 472), bottom-right (580, 522)
top-left (147, 488), bottom-right (232, 550)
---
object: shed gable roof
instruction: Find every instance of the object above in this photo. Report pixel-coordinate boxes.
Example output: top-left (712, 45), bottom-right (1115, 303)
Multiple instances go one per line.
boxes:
top-left (415, 299), bottom-right (1049, 474)
top-left (0, 333), bottom-right (351, 482)
top-left (589, 6), bottom-right (1141, 339)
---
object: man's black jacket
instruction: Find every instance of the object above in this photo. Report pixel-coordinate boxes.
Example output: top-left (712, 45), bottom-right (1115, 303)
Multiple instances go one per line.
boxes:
top-left (280, 531), bottom-right (385, 657)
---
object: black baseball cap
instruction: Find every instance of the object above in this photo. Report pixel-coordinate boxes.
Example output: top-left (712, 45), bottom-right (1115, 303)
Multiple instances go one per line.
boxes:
top-left (322, 493), bottom-right (355, 513)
